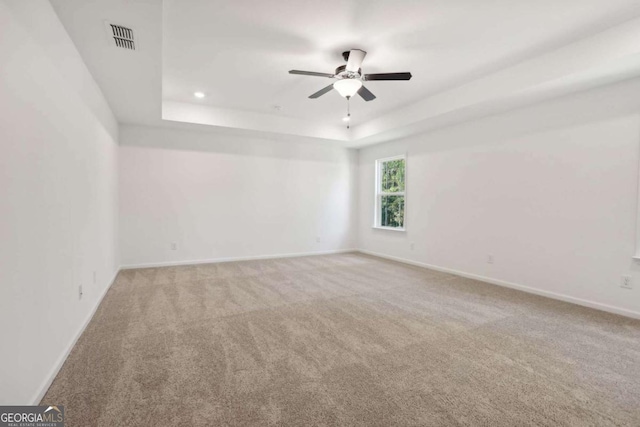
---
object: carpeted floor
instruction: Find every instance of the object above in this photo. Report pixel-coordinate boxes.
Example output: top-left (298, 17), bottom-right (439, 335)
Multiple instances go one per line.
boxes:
top-left (42, 253), bottom-right (640, 426)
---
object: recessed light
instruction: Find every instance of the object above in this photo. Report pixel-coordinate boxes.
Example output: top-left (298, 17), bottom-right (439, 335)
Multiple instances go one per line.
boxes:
top-left (194, 92), bottom-right (205, 98)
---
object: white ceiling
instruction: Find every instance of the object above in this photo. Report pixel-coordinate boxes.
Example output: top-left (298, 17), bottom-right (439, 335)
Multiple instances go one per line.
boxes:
top-left (51, 0), bottom-right (640, 147)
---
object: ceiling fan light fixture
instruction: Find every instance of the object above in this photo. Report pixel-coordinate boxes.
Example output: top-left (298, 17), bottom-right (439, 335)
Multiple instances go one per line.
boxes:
top-left (334, 79), bottom-right (362, 98)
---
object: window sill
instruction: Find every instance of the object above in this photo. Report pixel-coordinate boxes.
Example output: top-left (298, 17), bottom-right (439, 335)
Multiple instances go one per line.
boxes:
top-left (372, 226), bottom-right (406, 232)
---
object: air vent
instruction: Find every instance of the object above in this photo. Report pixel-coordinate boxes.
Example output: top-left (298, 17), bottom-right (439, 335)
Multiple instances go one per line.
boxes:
top-left (109, 24), bottom-right (135, 50)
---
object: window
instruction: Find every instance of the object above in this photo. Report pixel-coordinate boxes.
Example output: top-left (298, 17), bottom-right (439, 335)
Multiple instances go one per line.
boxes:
top-left (375, 155), bottom-right (406, 230)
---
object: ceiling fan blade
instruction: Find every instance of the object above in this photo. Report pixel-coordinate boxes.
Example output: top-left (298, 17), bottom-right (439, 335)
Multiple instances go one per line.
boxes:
top-left (289, 70), bottom-right (335, 78)
top-left (309, 84), bottom-right (334, 99)
top-left (364, 72), bottom-right (412, 81)
top-left (346, 49), bottom-right (367, 72)
top-left (357, 85), bottom-right (376, 102)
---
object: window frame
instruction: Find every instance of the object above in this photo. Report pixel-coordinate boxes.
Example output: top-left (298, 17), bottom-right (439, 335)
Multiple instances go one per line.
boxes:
top-left (373, 154), bottom-right (406, 231)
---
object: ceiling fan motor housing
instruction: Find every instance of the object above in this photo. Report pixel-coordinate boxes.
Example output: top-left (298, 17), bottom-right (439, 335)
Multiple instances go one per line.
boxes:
top-left (335, 65), bottom-right (361, 79)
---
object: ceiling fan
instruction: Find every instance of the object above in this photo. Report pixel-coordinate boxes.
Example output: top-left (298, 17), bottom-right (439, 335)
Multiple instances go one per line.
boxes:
top-left (289, 49), bottom-right (412, 101)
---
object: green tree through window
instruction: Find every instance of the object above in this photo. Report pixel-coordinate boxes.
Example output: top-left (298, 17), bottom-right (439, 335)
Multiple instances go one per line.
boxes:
top-left (376, 157), bottom-right (405, 229)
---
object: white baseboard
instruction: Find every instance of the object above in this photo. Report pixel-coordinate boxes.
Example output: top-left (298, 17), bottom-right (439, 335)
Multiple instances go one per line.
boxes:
top-left (358, 249), bottom-right (640, 320)
top-left (120, 248), bottom-right (358, 270)
top-left (32, 268), bottom-right (121, 405)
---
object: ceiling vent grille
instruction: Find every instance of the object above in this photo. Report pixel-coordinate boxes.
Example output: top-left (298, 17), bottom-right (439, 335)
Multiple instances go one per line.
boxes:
top-left (109, 24), bottom-right (135, 50)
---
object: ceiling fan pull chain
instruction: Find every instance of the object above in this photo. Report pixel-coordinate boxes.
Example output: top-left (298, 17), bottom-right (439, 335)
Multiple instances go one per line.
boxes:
top-left (347, 98), bottom-right (351, 129)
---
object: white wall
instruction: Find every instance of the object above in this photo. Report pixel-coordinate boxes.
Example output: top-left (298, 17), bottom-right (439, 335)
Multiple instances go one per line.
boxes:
top-left (119, 125), bottom-right (357, 267)
top-left (0, 1), bottom-right (119, 404)
top-left (358, 78), bottom-right (640, 318)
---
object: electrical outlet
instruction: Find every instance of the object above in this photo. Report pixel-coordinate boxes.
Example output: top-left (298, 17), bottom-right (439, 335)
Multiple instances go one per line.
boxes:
top-left (316, 236), bottom-right (321, 243)
top-left (487, 254), bottom-right (494, 264)
top-left (410, 242), bottom-right (415, 251)
top-left (78, 285), bottom-right (83, 300)
top-left (621, 275), bottom-right (633, 289)
top-left (170, 242), bottom-right (177, 251)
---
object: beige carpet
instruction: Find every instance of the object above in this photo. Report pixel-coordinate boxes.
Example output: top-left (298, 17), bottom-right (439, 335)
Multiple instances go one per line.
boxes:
top-left (42, 253), bottom-right (640, 426)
